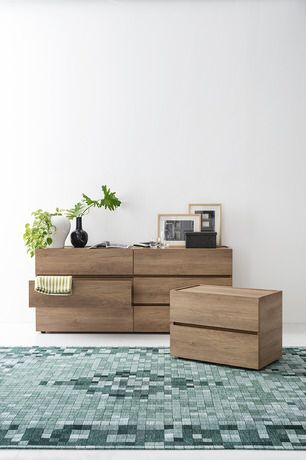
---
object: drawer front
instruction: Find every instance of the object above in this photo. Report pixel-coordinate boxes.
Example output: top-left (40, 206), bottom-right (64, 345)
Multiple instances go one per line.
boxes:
top-left (134, 306), bottom-right (169, 332)
top-left (29, 279), bottom-right (132, 309)
top-left (35, 248), bottom-right (133, 275)
top-left (133, 277), bottom-right (232, 305)
top-left (134, 248), bottom-right (232, 276)
top-left (170, 290), bottom-right (258, 332)
top-left (36, 306), bottom-right (133, 332)
top-left (170, 324), bottom-right (259, 369)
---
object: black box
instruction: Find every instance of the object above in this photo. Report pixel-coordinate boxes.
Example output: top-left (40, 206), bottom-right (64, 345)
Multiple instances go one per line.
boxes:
top-left (185, 232), bottom-right (217, 248)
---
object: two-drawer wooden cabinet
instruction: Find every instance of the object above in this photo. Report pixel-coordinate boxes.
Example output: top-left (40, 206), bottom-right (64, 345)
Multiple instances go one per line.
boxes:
top-left (170, 285), bottom-right (282, 369)
top-left (29, 247), bottom-right (232, 333)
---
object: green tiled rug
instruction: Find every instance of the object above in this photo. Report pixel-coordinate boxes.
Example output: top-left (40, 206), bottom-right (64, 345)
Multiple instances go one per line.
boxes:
top-left (0, 347), bottom-right (305, 450)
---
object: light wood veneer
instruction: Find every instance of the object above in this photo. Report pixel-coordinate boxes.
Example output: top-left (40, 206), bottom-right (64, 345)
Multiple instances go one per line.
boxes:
top-left (134, 306), bottom-right (170, 332)
top-left (30, 247), bottom-right (233, 333)
top-left (35, 248), bottom-right (133, 275)
top-left (29, 279), bottom-right (132, 309)
top-left (170, 284), bottom-right (282, 369)
top-left (133, 248), bottom-right (232, 276)
top-left (171, 323), bottom-right (258, 369)
top-left (133, 276), bottom-right (232, 305)
top-left (36, 306), bottom-right (133, 332)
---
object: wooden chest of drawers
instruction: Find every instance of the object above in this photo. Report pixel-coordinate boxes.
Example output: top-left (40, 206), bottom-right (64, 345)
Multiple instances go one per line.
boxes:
top-left (29, 247), bottom-right (232, 333)
top-left (170, 285), bottom-right (282, 369)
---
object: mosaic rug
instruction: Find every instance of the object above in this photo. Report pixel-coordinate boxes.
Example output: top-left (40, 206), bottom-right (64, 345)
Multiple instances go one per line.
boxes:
top-left (0, 347), bottom-right (305, 450)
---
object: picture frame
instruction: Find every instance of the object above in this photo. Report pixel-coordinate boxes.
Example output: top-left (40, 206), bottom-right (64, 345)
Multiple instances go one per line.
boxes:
top-left (188, 203), bottom-right (222, 246)
top-left (158, 214), bottom-right (201, 247)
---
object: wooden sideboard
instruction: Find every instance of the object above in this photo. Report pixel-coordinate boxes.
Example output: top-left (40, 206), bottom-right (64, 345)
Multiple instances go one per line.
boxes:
top-left (29, 247), bottom-right (232, 333)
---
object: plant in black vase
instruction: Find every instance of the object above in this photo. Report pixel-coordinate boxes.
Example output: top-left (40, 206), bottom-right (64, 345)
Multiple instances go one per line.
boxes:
top-left (65, 185), bottom-right (121, 248)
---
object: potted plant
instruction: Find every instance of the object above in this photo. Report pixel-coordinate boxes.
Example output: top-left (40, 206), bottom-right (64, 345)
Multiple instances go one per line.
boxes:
top-left (23, 209), bottom-right (71, 257)
top-left (65, 184), bottom-right (121, 247)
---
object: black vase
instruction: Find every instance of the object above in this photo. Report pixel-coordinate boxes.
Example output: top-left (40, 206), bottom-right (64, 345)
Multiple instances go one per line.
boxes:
top-left (70, 217), bottom-right (88, 248)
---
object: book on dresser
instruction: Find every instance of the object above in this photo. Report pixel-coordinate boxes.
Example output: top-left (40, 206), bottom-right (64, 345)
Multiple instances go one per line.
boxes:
top-left (29, 247), bottom-right (233, 333)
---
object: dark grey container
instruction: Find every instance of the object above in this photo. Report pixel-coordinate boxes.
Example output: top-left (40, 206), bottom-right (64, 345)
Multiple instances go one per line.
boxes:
top-left (185, 232), bottom-right (217, 248)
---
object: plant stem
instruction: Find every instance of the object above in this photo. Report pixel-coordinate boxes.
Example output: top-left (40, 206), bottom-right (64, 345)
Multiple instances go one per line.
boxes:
top-left (80, 204), bottom-right (93, 217)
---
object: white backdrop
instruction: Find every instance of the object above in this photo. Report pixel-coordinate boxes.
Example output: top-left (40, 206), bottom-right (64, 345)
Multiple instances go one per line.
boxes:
top-left (0, 0), bottom-right (305, 323)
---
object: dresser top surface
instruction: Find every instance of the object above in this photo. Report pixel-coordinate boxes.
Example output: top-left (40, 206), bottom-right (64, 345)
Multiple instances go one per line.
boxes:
top-left (175, 284), bottom-right (280, 298)
top-left (44, 246), bottom-right (231, 252)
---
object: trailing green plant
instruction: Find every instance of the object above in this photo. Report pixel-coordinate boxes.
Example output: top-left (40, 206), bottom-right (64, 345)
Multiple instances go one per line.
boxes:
top-left (65, 185), bottom-right (121, 220)
top-left (23, 185), bottom-right (121, 257)
top-left (23, 208), bottom-right (62, 257)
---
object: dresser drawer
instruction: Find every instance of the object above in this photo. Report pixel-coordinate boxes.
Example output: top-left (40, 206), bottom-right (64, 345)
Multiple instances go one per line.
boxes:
top-left (35, 248), bottom-right (133, 275)
top-left (134, 306), bottom-right (169, 332)
top-left (170, 324), bottom-right (258, 369)
top-left (170, 285), bottom-right (259, 332)
top-left (29, 279), bottom-right (132, 309)
top-left (133, 276), bottom-right (232, 304)
top-left (32, 278), bottom-right (132, 332)
top-left (36, 306), bottom-right (133, 332)
top-left (133, 248), bottom-right (232, 276)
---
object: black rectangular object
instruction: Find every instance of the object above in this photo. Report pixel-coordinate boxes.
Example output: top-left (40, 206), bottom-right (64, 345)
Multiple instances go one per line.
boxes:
top-left (185, 232), bottom-right (217, 248)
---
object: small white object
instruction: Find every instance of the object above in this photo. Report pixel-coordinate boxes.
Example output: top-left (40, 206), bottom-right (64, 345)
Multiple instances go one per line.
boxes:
top-left (49, 216), bottom-right (71, 248)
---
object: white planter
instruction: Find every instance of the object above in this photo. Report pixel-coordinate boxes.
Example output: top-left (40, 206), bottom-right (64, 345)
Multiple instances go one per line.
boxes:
top-left (49, 216), bottom-right (71, 248)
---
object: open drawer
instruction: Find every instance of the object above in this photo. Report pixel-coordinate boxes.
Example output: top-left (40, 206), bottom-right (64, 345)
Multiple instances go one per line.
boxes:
top-left (29, 278), bottom-right (133, 332)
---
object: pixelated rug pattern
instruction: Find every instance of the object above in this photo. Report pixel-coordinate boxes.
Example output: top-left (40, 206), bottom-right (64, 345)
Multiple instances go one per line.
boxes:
top-left (0, 347), bottom-right (305, 450)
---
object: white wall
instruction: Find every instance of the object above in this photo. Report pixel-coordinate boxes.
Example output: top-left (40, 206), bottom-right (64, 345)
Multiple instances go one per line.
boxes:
top-left (0, 0), bottom-right (305, 324)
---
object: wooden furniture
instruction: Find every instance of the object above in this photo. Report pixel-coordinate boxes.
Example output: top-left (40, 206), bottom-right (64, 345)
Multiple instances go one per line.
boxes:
top-left (170, 285), bottom-right (282, 369)
top-left (29, 247), bottom-right (232, 333)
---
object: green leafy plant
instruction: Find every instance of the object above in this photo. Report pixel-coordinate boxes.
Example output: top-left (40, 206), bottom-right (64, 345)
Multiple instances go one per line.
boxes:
top-left (23, 185), bottom-right (121, 257)
top-left (64, 202), bottom-right (87, 220)
top-left (23, 208), bottom-right (62, 257)
top-left (65, 185), bottom-right (121, 220)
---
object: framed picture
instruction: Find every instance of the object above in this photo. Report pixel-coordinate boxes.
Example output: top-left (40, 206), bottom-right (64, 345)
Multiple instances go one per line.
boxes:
top-left (158, 214), bottom-right (201, 247)
top-left (188, 203), bottom-right (222, 246)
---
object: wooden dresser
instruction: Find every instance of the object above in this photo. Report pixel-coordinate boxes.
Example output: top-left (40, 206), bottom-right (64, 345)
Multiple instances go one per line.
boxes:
top-left (29, 247), bottom-right (232, 333)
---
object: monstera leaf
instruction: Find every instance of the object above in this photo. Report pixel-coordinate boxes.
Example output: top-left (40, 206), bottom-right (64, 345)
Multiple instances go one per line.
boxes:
top-left (66, 185), bottom-right (121, 219)
top-left (99, 185), bottom-right (121, 210)
top-left (65, 202), bottom-right (87, 220)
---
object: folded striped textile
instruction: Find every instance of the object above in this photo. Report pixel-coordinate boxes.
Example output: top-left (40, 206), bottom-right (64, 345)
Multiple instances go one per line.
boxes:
top-left (34, 276), bottom-right (72, 295)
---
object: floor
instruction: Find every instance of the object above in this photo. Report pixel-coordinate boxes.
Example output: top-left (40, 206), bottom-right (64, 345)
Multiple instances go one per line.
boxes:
top-left (0, 322), bottom-right (305, 460)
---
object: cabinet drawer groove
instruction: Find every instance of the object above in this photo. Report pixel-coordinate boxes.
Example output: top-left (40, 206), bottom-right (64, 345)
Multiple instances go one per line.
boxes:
top-left (172, 321), bottom-right (258, 335)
